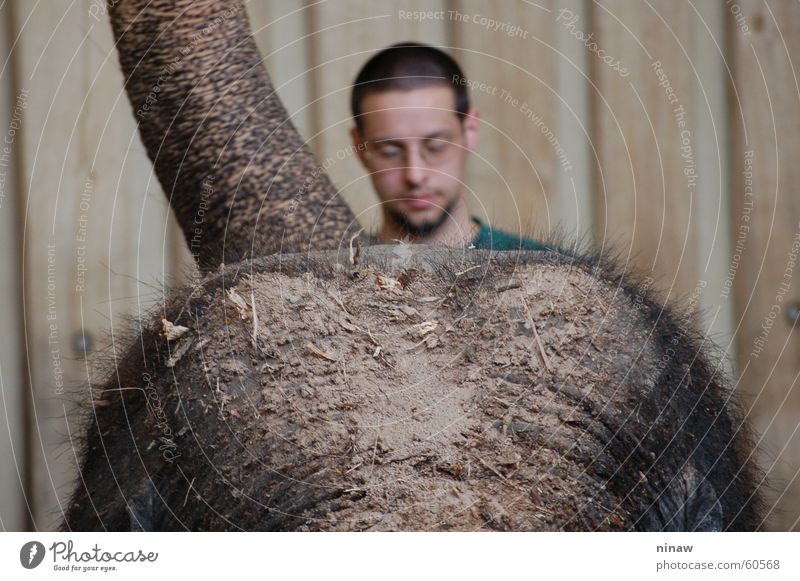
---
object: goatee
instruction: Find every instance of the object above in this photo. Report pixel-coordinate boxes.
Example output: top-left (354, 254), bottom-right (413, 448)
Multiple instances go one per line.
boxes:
top-left (385, 197), bottom-right (458, 239)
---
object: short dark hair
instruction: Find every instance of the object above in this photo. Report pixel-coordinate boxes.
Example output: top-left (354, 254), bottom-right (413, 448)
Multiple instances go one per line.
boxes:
top-left (351, 42), bottom-right (470, 131)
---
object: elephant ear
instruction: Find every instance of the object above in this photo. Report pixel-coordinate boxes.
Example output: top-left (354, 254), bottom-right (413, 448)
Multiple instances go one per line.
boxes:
top-left (108, 0), bottom-right (357, 269)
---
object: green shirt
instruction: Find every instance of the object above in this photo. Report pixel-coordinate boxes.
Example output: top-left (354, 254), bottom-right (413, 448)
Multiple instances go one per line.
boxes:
top-left (469, 216), bottom-right (551, 252)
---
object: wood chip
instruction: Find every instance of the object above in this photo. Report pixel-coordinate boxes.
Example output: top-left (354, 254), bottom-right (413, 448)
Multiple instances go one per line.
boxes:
top-left (306, 342), bottom-right (338, 362)
top-left (166, 336), bottom-right (194, 367)
top-left (375, 272), bottom-right (402, 290)
top-left (226, 288), bottom-right (249, 318)
top-left (367, 329), bottom-right (381, 346)
top-left (250, 290), bottom-right (259, 347)
top-left (521, 296), bottom-right (552, 372)
top-left (494, 278), bottom-right (522, 293)
top-left (455, 264), bottom-right (482, 277)
top-left (161, 317), bottom-right (190, 341)
top-left (349, 228), bottom-right (364, 266)
top-left (417, 296), bottom-right (440, 303)
top-left (399, 305), bottom-right (419, 318)
top-left (411, 320), bottom-right (438, 338)
top-left (473, 455), bottom-right (508, 480)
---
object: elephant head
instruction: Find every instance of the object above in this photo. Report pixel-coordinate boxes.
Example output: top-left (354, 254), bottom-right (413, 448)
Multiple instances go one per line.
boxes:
top-left (60, 0), bottom-right (764, 532)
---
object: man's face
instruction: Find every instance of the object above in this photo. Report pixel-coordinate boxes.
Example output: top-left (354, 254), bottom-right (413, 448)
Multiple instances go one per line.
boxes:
top-left (352, 86), bottom-right (478, 237)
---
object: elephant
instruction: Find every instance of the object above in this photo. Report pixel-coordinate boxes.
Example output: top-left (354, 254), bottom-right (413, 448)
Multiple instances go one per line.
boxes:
top-left (60, 0), bottom-right (763, 531)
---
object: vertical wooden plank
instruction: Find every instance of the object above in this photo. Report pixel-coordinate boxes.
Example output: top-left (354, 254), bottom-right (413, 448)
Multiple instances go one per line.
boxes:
top-left (690, 0), bottom-right (735, 365)
top-left (730, 0), bottom-right (800, 532)
top-left (592, 0), bottom-right (698, 297)
top-left (553, 0), bottom-right (594, 245)
top-left (450, 0), bottom-right (557, 240)
top-left (0, 0), bottom-right (29, 531)
top-left (13, 0), bottom-right (181, 530)
top-left (13, 0), bottom-right (88, 532)
top-left (308, 0), bottom-right (448, 232)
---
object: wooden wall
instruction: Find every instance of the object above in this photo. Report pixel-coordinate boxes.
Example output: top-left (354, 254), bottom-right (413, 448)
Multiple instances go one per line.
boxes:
top-left (5, 0), bottom-right (184, 531)
top-left (0, 0), bottom-right (28, 531)
top-left (1, 0), bottom-right (797, 531)
top-left (730, 0), bottom-right (800, 532)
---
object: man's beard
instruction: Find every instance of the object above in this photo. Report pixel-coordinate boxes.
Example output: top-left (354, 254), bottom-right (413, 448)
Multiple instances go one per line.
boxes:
top-left (385, 196), bottom-right (458, 239)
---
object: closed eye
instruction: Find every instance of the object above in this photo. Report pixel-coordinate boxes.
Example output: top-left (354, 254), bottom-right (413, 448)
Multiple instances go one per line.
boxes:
top-left (374, 144), bottom-right (404, 158)
top-left (423, 140), bottom-right (449, 154)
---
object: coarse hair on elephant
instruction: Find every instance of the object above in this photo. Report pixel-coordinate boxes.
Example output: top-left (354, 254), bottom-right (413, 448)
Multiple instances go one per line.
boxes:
top-left (60, 0), bottom-right (764, 531)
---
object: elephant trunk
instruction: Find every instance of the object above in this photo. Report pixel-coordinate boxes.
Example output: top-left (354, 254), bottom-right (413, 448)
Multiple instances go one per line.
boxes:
top-left (108, 0), bottom-right (356, 269)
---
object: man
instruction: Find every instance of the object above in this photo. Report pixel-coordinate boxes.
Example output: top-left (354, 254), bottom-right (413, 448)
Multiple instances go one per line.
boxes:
top-left (350, 42), bottom-right (549, 251)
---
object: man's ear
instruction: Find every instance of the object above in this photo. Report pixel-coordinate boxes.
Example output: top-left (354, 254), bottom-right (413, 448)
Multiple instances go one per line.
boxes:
top-left (351, 126), bottom-right (369, 167)
top-left (462, 107), bottom-right (480, 152)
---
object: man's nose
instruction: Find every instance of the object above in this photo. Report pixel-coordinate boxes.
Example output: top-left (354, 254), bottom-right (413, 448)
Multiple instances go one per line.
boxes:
top-left (403, 148), bottom-right (428, 186)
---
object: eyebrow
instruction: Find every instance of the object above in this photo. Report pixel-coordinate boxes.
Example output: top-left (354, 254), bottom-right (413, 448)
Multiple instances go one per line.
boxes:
top-left (372, 130), bottom-right (452, 145)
